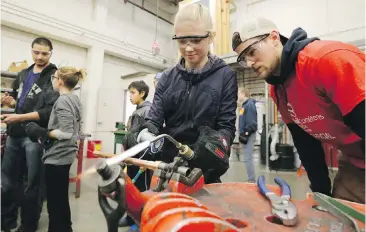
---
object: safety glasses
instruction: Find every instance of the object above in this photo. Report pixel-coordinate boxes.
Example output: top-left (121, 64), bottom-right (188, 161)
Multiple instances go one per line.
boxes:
top-left (172, 32), bottom-right (210, 47)
top-left (237, 34), bottom-right (269, 68)
top-left (32, 50), bottom-right (52, 57)
top-left (51, 75), bottom-right (59, 81)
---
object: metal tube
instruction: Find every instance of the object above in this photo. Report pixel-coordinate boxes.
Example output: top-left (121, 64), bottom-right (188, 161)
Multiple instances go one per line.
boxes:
top-left (153, 134), bottom-right (181, 148)
top-left (124, 0), bottom-right (173, 25)
top-left (177, 166), bottom-right (190, 176)
top-left (265, 83), bottom-right (269, 171)
top-left (1, 71), bottom-right (18, 78)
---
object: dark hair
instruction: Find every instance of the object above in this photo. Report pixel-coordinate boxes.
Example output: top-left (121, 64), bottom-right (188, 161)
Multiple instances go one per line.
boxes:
top-left (128, 81), bottom-right (149, 100)
top-left (32, 37), bottom-right (53, 51)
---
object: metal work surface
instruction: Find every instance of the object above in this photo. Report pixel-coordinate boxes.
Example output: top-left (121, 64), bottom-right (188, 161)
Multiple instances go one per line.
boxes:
top-left (191, 183), bottom-right (363, 232)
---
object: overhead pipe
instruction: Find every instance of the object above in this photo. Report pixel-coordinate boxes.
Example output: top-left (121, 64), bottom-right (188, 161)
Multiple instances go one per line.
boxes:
top-left (124, 0), bottom-right (174, 25)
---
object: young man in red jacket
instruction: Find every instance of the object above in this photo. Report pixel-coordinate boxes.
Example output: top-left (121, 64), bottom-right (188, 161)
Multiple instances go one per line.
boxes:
top-left (232, 17), bottom-right (365, 203)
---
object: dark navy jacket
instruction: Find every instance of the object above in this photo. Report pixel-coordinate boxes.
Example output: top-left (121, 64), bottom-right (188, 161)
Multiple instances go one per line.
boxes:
top-left (239, 98), bottom-right (257, 135)
top-left (8, 63), bottom-right (59, 137)
top-left (146, 54), bottom-right (238, 148)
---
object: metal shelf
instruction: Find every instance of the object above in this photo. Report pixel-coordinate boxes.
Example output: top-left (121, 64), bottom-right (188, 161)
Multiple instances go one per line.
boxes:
top-left (1, 108), bottom-right (15, 113)
top-left (1, 71), bottom-right (18, 79)
top-left (1, 88), bottom-right (12, 92)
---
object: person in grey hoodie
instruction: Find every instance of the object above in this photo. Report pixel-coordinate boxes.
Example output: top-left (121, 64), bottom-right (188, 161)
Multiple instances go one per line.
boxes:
top-left (238, 87), bottom-right (257, 182)
top-left (24, 66), bottom-right (85, 232)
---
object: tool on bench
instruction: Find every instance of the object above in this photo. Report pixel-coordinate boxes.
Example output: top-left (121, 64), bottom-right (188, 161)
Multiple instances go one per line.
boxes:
top-left (314, 192), bottom-right (365, 232)
top-left (257, 175), bottom-right (298, 226)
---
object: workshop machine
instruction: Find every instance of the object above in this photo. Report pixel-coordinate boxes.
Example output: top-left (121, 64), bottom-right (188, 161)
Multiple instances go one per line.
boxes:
top-left (94, 131), bottom-right (365, 232)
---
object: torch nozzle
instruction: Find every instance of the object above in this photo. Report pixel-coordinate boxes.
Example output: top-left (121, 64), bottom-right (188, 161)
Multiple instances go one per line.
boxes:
top-left (97, 161), bottom-right (113, 180)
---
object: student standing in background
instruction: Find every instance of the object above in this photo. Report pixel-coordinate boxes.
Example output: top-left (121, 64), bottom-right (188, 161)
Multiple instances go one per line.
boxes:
top-left (238, 87), bottom-right (258, 183)
top-left (1, 37), bottom-right (59, 232)
top-left (120, 81), bottom-right (152, 230)
top-left (25, 67), bottom-right (85, 232)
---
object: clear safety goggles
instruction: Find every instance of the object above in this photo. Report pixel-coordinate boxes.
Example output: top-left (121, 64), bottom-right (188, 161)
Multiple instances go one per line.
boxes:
top-left (172, 32), bottom-right (210, 47)
top-left (237, 34), bottom-right (269, 68)
top-left (32, 49), bottom-right (52, 57)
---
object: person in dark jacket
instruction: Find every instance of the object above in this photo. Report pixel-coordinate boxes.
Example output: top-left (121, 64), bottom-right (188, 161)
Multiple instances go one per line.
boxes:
top-left (120, 81), bottom-right (152, 229)
top-left (141, 4), bottom-right (238, 184)
top-left (232, 17), bottom-right (365, 203)
top-left (1, 37), bottom-right (59, 232)
top-left (153, 72), bottom-right (163, 89)
top-left (238, 87), bottom-right (257, 182)
top-left (125, 81), bottom-right (152, 191)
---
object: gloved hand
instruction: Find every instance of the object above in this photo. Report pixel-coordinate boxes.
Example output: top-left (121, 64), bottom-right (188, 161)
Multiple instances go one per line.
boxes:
top-left (191, 126), bottom-right (230, 182)
top-left (25, 122), bottom-right (48, 144)
top-left (141, 121), bottom-right (159, 135)
top-left (123, 116), bottom-right (159, 153)
top-left (239, 131), bottom-right (250, 144)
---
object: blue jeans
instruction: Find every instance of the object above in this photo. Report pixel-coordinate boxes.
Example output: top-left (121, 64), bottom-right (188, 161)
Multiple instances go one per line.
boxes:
top-left (242, 133), bottom-right (256, 182)
top-left (1, 136), bottom-right (44, 230)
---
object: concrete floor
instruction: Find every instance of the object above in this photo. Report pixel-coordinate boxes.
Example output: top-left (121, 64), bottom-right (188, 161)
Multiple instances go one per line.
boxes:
top-left (31, 149), bottom-right (337, 231)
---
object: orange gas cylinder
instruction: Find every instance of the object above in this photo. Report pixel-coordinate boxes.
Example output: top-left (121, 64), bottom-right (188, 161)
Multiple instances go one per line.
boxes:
top-left (143, 208), bottom-right (240, 232)
top-left (141, 192), bottom-right (207, 226)
top-left (140, 192), bottom-right (246, 232)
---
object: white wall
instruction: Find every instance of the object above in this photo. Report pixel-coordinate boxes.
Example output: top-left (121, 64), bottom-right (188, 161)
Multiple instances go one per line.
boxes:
top-left (2, 0), bottom-right (177, 67)
top-left (106, 0), bottom-right (175, 59)
top-left (1, 0), bottom-right (177, 153)
top-left (95, 54), bottom-right (158, 153)
top-left (1, 26), bottom-right (87, 71)
top-left (231, 0), bottom-right (365, 46)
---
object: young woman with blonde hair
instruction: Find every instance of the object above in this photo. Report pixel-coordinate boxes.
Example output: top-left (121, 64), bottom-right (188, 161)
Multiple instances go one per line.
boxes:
top-left (25, 66), bottom-right (85, 232)
top-left (133, 4), bottom-right (238, 184)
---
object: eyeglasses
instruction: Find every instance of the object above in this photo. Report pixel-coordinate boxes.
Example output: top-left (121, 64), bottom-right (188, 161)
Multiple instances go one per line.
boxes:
top-left (51, 75), bottom-right (59, 80)
top-left (237, 34), bottom-right (269, 68)
top-left (172, 32), bottom-right (210, 47)
top-left (32, 50), bottom-right (52, 57)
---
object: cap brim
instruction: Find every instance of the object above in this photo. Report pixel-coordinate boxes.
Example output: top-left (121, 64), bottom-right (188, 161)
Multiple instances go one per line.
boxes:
top-left (279, 34), bottom-right (288, 44)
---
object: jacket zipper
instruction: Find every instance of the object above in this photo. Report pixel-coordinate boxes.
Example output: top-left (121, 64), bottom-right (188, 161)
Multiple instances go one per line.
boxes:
top-left (185, 79), bottom-right (192, 123)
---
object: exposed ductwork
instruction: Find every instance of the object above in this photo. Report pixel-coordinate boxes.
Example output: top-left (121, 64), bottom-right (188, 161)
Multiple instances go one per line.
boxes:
top-left (123, 0), bottom-right (182, 25)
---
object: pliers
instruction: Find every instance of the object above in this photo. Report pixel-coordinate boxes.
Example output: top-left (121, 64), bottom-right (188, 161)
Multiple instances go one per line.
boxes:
top-left (257, 175), bottom-right (298, 226)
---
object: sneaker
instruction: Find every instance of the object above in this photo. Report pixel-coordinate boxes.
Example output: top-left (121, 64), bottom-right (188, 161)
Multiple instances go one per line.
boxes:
top-left (14, 226), bottom-right (35, 232)
top-left (118, 217), bottom-right (134, 227)
top-left (14, 226), bottom-right (24, 232)
top-left (1, 222), bottom-right (17, 232)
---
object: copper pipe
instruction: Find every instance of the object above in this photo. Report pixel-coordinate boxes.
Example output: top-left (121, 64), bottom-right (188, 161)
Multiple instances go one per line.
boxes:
top-left (93, 151), bottom-right (161, 171)
top-left (124, 158), bottom-right (162, 170)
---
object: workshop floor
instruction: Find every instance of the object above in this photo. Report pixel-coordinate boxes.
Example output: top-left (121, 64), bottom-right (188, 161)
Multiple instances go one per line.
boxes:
top-left (33, 149), bottom-right (337, 232)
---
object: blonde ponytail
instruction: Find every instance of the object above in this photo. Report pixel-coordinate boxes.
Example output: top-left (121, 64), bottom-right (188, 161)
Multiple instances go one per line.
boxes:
top-left (57, 66), bottom-right (87, 89)
top-left (76, 68), bottom-right (87, 81)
